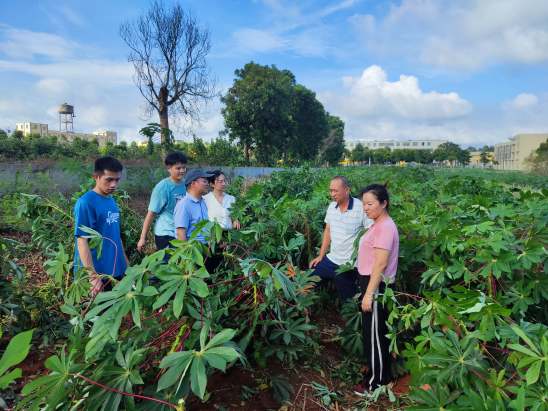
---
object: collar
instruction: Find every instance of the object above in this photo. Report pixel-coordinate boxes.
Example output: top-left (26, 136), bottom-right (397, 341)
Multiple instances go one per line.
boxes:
top-left (186, 192), bottom-right (200, 203)
top-left (335, 196), bottom-right (354, 210)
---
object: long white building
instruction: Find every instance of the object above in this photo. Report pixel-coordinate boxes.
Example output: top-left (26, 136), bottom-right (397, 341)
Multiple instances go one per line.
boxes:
top-left (345, 139), bottom-right (448, 152)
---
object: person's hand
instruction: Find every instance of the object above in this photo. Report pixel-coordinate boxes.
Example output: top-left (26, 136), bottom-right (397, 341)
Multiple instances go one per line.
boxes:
top-left (309, 256), bottom-right (323, 269)
top-left (362, 295), bottom-right (373, 312)
top-left (233, 220), bottom-right (241, 229)
top-left (90, 277), bottom-right (102, 297)
top-left (137, 238), bottom-right (147, 253)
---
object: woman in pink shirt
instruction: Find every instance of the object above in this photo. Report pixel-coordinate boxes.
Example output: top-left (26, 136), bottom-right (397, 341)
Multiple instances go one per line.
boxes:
top-left (353, 182), bottom-right (399, 397)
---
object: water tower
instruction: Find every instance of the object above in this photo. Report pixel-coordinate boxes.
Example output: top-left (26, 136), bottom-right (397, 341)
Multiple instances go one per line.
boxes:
top-left (58, 103), bottom-right (75, 136)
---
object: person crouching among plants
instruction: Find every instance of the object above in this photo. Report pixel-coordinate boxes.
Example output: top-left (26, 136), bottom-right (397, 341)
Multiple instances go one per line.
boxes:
top-left (74, 156), bottom-right (130, 297)
top-left (173, 168), bottom-right (221, 273)
top-left (353, 182), bottom-right (399, 397)
top-left (203, 170), bottom-right (240, 230)
top-left (308, 176), bottom-right (373, 304)
top-left (137, 152), bottom-right (188, 262)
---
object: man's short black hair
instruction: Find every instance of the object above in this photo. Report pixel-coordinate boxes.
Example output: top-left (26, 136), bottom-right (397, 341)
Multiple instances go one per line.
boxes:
top-left (95, 156), bottom-right (123, 177)
top-left (331, 176), bottom-right (350, 189)
top-left (165, 152), bottom-right (188, 167)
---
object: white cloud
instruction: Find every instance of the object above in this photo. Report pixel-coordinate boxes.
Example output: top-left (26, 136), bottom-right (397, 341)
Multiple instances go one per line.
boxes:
top-left (502, 93), bottom-right (539, 109)
top-left (351, 0), bottom-right (548, 69)
top-left (0, 59), bottom-right (134, 86)
top-left (323, 65), bottom-right (472, 120)
top-left (232, 29), bottom-right (288, 53)
top-left (348, 13), bottom-right (375, 34)
top-left (231, 0), bottom-right (359, 57)
top-left (0, 24), bottom-right (78, 59)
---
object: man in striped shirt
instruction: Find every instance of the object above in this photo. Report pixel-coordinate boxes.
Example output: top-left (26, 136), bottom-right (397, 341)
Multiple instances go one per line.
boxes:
top-left (309, 176), bottom-right (373, 303)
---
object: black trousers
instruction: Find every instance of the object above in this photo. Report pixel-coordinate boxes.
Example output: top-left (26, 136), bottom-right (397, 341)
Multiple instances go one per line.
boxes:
top-left (155, 235), bottom-right (175, 263)
top-left (359, 275), bottom-right (394, 390)
top-left (308, 257), bottom-right (359, 303)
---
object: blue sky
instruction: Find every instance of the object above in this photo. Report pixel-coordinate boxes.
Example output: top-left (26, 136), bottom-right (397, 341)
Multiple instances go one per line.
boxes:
top-left (1, 0), bottom-right (547, 147)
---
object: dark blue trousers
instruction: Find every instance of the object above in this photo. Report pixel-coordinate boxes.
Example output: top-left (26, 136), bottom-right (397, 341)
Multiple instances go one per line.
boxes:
top-left (309, 256), bottom-right (359, 303)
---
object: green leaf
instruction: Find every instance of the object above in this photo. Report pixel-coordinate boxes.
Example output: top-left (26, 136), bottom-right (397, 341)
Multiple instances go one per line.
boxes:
top-left (204, 329), bottom-right (237, 350)
top-left (0, 329), bottom-right (34, 382)
top-left (190, 356), bottom-right (208, 398)
top-left (526, 360), bottom-right (542, 385)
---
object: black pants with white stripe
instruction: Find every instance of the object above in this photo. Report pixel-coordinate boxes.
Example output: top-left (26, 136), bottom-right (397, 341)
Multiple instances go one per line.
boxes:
top-left (359, 275), bottom-right (394, 390)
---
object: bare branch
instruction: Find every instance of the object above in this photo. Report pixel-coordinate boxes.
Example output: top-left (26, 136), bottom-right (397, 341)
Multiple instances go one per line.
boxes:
top-left (119, 0), bottom-right (219, 140)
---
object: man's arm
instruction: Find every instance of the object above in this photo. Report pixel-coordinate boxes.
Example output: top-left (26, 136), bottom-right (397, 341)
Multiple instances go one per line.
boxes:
top-left (176, 227), bottom-right (188, 242)
top-left (137, 210), bottom-right (157, 252)
top-left (123, 247), bottom-right (130, 268)
top-left (76, 237), bottom-right (102, 296)
top-left (309, 223), bottom-right (331, 268)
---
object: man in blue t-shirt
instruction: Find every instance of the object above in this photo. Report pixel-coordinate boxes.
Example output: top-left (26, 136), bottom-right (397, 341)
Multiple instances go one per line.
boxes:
top-left (137, 152), bottom-right (187, 258)
top-left (74, 156), bottom-right (130, 296)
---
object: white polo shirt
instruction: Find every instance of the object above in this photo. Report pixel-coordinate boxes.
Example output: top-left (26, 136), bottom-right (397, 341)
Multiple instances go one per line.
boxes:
top-left (324, 197), bottom-right (373, 266)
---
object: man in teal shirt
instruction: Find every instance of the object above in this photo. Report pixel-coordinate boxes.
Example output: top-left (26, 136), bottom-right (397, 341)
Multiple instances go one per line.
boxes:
top-left (137, 152), bottom-right (187, 259)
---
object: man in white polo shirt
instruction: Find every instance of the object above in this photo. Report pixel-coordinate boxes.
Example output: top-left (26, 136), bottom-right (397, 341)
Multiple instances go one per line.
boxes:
top-left (309, 176), bottom-right (373, 303)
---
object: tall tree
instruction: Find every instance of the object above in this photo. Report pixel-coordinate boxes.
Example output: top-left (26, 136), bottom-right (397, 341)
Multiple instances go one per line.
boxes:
top-left (456, 149), bottom-right (471, 168)
top-left (439, 142), bottom-right (461, 157)
top-left (221, 62), bottom-right (295, 164)
top-left (119, 1), bottom-right (218, 142)
top-left (391, 149), bottom-right (405, 163)
top-left (318, 114), bottom-right (345, 166)
top-left (285, 85), bottom-right (328, 163)
top-left (479, 150), bottom-right (493, 167)
top-left (351, 143), bottom-right (365, 163)
top-left (433, 148), bottom-right (448, 163)
top-left (373, 148), bottom-right (390, 164)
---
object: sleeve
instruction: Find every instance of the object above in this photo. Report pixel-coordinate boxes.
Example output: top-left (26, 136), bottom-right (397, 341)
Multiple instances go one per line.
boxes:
top-left (203, 195), bottom-right (214, 222)
top-left (74, 197), bottom-right (96, 237)
top-left (373, 225), bottom-right (394, 251)
top-left (174, 202), bottom-right (191, 230)
top-left (148, 181), bottom-right (167, 214)
top-left (324, 205), bottom-right (331, 224)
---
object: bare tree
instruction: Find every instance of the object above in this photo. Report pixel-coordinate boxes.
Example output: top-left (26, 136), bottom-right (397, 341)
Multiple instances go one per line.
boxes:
top-left (119, 1), bottom-right (218, 142)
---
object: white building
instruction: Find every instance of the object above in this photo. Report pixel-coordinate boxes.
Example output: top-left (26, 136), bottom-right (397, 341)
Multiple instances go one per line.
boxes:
top-left (14, 122), bottom-right (117, 148)
top-left (345, 139), bottom-right (448, 152)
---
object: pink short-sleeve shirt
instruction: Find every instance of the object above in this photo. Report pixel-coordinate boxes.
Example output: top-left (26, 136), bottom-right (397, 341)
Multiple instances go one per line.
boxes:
top-left (357, 217), bottom-right (399, 284)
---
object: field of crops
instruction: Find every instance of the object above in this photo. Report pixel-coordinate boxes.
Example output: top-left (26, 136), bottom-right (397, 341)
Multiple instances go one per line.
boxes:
top-left (1, 166), bottom-right (548, 411)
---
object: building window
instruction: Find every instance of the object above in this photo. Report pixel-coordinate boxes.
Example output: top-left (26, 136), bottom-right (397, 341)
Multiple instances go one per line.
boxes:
top-left (397, 143), bottom-right (400, 146)
top-left (26, 124), bottom-right (29, 128)
top-left (427, 142), bottom-right (431, 146)
top-left (373, 143), bottom-right (376, 147)
top-left (33, 125), bottom-right (37, 129)
top-left (412, 142), bottom-right (418, 146)
top-left (403, 142), bottom-right (410, 146)
top-left (350, 143), bottom-right (354, 147)
top-left (421, 142), bottom-right (425, 146)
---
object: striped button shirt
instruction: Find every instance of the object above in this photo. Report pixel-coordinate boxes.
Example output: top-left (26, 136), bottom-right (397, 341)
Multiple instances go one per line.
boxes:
top-left (324, 197), bottom-right (373, 266)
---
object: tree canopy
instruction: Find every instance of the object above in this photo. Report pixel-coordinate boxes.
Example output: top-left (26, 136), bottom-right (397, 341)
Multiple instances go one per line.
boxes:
top-left (221, 62), bottom-right (339, 166)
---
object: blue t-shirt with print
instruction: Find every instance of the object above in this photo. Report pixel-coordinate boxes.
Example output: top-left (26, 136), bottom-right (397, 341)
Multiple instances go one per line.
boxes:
top-left (74, 190), bottom-right (127, 278)
top-left (148, 178), bottom-right (187, 236)
top-left (173, 193), bottom-right (209, 244)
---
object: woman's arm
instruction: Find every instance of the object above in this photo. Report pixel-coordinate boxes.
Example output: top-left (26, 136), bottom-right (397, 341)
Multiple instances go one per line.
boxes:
top-left (362, 248), bottom-right (390, 312)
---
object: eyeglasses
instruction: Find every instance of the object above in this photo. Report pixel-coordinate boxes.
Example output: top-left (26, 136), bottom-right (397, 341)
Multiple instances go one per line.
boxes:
top-left (216, 179), bottom-right (227, 184)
